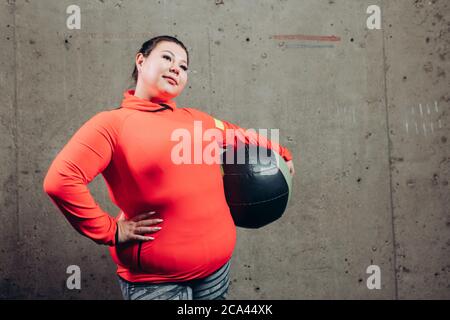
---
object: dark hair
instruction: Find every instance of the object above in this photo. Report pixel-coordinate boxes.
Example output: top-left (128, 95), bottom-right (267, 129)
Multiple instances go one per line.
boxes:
top-left (131, 35), bottom-right (189, 85)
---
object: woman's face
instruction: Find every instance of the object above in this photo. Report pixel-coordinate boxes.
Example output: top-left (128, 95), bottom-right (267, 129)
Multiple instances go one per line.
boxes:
top-left (135, 41), bottom-right (189, 101)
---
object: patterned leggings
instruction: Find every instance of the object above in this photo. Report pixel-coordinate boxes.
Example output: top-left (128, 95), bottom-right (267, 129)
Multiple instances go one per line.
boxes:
top-left (117, 260), bottom-right (231, 300)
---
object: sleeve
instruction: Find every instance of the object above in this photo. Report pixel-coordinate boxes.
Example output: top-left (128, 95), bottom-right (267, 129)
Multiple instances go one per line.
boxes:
top-left (43, 111), bottom-right (121, 246)
top-left (212, 116), bottom-right (293, 162)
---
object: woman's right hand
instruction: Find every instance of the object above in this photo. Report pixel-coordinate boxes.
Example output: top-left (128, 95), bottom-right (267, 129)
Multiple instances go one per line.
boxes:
top-left (116, 211), bottom-right (163, 244)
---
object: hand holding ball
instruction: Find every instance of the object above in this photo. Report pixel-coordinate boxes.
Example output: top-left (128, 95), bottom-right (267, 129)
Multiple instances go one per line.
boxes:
top-left (220, 144), bottom-right (293, 229)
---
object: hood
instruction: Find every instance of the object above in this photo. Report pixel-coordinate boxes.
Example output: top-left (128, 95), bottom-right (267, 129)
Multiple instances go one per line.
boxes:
top-left (120, 89), bottom-right (177, 112)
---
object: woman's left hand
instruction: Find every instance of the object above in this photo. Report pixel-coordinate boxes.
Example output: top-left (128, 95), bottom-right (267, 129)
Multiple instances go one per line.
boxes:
top-left (286, 160), bottom-right (295, 177)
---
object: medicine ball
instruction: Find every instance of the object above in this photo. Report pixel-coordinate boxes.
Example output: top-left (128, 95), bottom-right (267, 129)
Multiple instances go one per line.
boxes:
top-left (220, 144), bottom-right (293, 228)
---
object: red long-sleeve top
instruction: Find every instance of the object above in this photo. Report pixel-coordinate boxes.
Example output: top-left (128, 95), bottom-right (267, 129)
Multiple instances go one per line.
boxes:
top-left (43, 89), bottom-right (293, 283)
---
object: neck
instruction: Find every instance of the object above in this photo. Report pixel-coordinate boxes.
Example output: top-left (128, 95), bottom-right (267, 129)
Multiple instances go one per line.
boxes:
top-left (134, 85), bottom-right (168, 104)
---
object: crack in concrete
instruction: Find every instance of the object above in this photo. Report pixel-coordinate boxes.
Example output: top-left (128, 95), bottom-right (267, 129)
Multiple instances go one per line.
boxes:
top-left (381, 3), bottom-right (399, 299)
top-left (11, 0), bottom-right (20, 245)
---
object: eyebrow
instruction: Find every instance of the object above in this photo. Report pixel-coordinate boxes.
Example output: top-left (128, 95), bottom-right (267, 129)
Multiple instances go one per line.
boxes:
top-left (161, 50), bottom-right (188, 65)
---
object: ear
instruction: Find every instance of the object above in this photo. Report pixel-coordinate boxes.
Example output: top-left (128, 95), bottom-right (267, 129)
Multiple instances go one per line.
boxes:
top-left (136, 53), bottom-right (145, 72)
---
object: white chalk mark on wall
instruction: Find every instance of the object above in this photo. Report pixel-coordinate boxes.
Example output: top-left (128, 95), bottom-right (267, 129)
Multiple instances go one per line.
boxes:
top-left (406, 102), bottom-right (444, 136)
top-left (333, 104), bottom-right (359, 127)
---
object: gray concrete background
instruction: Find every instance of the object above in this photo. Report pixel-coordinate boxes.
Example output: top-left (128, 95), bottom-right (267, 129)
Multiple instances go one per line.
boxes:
top-left (0, 0), bottom-right (448, 299)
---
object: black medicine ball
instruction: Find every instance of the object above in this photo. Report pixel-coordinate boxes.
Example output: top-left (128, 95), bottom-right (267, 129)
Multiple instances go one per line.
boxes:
top-left (220, 144), bottom-right (293, 228)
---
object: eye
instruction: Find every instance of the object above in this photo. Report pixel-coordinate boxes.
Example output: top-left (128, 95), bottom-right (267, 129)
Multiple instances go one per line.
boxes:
top-left (163, 54), bottom-right (188, 71)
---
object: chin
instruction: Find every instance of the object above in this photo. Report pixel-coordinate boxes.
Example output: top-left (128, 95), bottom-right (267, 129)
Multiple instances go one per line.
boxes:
top-left (159, 90), bottom-right (178, 101)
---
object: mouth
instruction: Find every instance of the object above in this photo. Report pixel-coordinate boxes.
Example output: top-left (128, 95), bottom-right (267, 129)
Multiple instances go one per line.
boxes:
top-left (163, 76), bottom-right (178, 85)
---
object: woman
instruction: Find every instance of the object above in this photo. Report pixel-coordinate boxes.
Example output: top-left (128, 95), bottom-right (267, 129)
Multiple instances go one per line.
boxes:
top-left (43, 35), bottom-right (295, 300)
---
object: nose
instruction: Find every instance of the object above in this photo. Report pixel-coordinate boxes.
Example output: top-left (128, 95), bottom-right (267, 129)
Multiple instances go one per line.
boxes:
top-left (169, 65), bottom-right (180, 75)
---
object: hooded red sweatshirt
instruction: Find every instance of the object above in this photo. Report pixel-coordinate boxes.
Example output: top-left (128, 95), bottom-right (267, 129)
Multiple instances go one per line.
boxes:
top-left (43, 89), bottom-right (293, 283)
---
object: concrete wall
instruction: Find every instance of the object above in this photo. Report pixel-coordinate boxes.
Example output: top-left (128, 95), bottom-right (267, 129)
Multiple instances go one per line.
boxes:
top-left (0, 0), bottom-right (448, 299)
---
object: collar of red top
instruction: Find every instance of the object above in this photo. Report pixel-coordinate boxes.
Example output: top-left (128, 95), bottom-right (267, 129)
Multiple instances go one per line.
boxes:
top-left (120, 89), bottom-right (177, 112)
